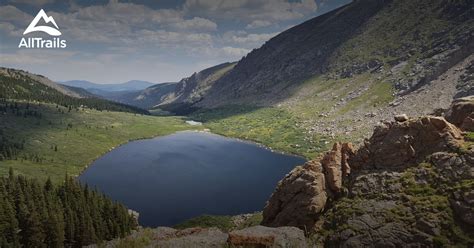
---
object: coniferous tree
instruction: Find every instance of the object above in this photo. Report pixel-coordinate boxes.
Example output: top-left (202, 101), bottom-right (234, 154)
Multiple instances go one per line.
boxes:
top-left (0, 169), bottom-right (137, 247)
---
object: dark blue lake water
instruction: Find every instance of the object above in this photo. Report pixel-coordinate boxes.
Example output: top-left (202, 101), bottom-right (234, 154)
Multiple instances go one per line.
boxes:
top-left (79, 131), bottom-right (305, 227)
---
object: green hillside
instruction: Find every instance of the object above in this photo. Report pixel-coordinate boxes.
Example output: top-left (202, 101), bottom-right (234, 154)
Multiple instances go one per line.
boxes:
top-left (0, 72), bottom-right (147, 115)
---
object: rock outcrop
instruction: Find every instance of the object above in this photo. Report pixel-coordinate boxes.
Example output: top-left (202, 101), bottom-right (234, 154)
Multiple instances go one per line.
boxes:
top-left (261, 161), bottom-right (328, 230)
top-left (321, 142), bottom-right (355, 193)
top-left (445, 96), bottom-right (474, 131)
top-left (263, 115), bottom-right (464, 227)
top-left (262, 142), bottom-right (357, 230)
top-left (263, 108), bottom-right (474, 246)
top-left (351, 116), bottom-right (463, 169)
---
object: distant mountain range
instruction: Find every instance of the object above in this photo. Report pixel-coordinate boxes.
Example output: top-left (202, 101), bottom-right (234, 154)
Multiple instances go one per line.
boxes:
top-left (61, 80), bottom-right (155, 93)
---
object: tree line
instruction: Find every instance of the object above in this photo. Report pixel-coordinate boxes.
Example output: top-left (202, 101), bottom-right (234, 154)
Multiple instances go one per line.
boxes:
top-left (0, 169), bottom-right (138, 247)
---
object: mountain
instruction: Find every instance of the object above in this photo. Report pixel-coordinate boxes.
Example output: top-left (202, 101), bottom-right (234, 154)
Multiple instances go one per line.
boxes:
top-left (107, 82), bottom-right (178, 110)
top-left (141, 0), bottom-right (473, 143)
top-left (59, 84), bottom-right (99, 98)
top-left (0, 67), bottom-right (148, 114)
top-left (196, 0), bottom-right (473, 107)
top-left (1, 67), bottom-right (82, 98)
top-left (113, 62), bottom-right (236, 112)
top-left (61, 80), bottom-right (155, 92)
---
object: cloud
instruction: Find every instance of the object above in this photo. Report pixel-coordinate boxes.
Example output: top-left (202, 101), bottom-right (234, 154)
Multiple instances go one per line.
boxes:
top-left (0, 0), bottom-right (326, 83)
top-left (0, 5), bottom-right (32, 26)
top-left (246, 20), bottom-right (272, 29)
top-left (220, 46), bottom-right (250, 57)
top-left (33, 0), bottom-right (219, 46)
top-left (7, 0), bottom-right (55, 6)
top-left (183, 0), bottom-right (317, 22)
top-left (135, 29), bottom-right (214, 49)
top-left (221, 31), bottom-right (278, 48)
top-left (0, 22), bottom-right (23, 37)
top-left (170, 17), bottom-right (217, 31)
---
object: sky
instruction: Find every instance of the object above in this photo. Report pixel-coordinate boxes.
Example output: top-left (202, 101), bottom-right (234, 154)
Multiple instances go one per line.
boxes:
top-left (0, 0), bottom-right (351, 84)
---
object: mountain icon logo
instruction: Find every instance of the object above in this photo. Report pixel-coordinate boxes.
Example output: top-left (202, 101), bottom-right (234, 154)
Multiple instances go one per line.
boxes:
top-left (23, 9), bottom-right (61, 36)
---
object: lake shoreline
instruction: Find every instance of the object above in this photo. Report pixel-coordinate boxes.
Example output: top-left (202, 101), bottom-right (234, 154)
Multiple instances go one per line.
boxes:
top-left (79, 130), bottom-right (306, 227)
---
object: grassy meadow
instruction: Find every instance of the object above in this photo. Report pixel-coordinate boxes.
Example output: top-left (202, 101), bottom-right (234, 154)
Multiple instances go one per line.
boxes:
top-left (191, 105), bottom-right (329, 159)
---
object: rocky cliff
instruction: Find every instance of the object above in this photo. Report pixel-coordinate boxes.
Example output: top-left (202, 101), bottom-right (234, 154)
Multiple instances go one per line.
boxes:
top-left (262, 97), bottom-right (474, 246)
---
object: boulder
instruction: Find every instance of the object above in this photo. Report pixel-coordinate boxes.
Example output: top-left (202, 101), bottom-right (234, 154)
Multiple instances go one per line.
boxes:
top-left (350, 171), bottom-right (403, 198)
top-left (394, 114), bottom-right (409, 122)
top-left (430, 152), bottom-right (474, 181)
top-left (445, 96), bottom-right (474, 131)
top-left (325, 200), bottom-right (431, 247)
top-left (450, 189), bottom-right (474, 226)
top-left (262, 161), bottom-right (328, 230)
top-left (351, 116), bottom-right (463, 169)
top-left (227, 225), bottom-right (307, 247)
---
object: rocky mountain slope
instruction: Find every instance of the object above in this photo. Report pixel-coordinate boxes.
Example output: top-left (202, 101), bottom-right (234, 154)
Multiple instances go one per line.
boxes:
top-left (117, 0), bottom-right (473, 146)
top-left (198, 0), bottom-right (473, 107)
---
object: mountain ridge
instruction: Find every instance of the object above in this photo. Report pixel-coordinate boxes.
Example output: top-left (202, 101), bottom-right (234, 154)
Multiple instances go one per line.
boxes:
top-left (113, 62), bottom-right (237, 112)
top-left (61, 79), bottom-right (155, 92)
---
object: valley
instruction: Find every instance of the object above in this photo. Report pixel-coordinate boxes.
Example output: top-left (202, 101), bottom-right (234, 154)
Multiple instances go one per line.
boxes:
top-left (0, 0), bottom-right (473, 247)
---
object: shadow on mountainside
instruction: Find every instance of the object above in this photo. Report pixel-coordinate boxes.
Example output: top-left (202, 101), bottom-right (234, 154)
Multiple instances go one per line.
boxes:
top-left (187, 105), bottom-right (264, 122)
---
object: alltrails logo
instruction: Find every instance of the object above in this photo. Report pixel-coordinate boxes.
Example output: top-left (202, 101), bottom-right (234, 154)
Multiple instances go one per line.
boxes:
top-left (18, 9), bottom-right (67, 49)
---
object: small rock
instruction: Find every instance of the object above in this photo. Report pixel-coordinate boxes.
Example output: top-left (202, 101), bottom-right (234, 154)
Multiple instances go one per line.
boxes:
top-left (394, 114), bottom-right (408, 122)
top-left (365, 112), bottom-right (377, 117)
top-left (416, 219), bottom-right (440, 236)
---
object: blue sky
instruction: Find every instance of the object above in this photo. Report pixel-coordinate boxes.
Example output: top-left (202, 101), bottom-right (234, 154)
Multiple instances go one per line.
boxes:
top-left (0, 0), bottom-right (350, 84)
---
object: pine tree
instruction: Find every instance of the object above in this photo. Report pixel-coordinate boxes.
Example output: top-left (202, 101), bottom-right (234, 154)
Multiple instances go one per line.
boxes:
top-left (0, 169), bottom-right (137, 247)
